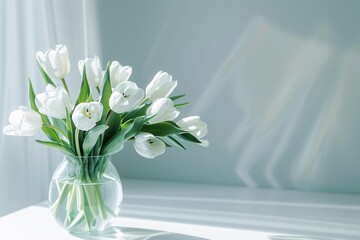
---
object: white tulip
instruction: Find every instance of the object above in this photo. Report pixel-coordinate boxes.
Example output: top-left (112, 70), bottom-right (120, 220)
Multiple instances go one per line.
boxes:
top-left (146, 71), bottom-right (177, 101)
top-left (109, 81), bottom-right (145, 114)
top-left (146, 98), bottom-right (179, 124)
top-left (35, 84), bottom-right (71, 119)
top-left (3, 106), bottom-right (42, 136)
top-left (78, 56), bottom-right (103, 88)
top-left (72, 102), bottom-right (103, 131)
top-left (177, 116), bottom-right (209, 147)
top-left (36, 44), bottom-right (70, 79)
top-left (110, 61), bottom-right (132, 88)
top-left (134, 132), bottom-right (166, 159)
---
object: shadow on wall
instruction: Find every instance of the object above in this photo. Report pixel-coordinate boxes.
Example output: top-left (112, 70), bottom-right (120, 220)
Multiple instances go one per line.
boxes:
top-left (191, 16), bottom-right (360, 192)
top-left (99, 1), bottom-right (360, 194)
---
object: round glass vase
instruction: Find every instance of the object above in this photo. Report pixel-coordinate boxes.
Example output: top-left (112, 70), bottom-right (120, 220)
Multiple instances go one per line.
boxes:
top-left (48, 155), bottom-right (123, 234)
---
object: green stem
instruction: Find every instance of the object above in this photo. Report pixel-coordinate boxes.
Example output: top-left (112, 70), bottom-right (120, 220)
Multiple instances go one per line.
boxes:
top-left (139, 98), bottom-right (148, 106)
top-left (97, 110), bottom-right (112, 154)
top-left (83, 157), bottom-right (91, 182)
top-left (75, 128), bottom-right (82, 156)
top-left (82, 185), bottom-right (98, 218)
top-left (51, 183), bottom-right (72, 215)
top-left (64, 184), bottom-right (76, 226)
top-left (61, 78), bottom-right (70, 93)
top-left (52, 176), bottom-right (111, 231)
top-left (105, 110), bottom-right (112, 125)
top-left (96, 86), bottom-right (100, 94)
top-left (95, 185), bottom-right (107, 220)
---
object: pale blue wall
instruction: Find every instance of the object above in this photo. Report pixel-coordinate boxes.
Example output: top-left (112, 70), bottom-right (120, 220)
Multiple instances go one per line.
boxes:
top-left (98, 0), bottom-right (360, 194)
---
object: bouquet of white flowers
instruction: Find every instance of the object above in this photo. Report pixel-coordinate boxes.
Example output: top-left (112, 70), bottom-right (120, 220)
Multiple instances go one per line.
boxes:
top-left (2, 44), bottom-right (208, 233)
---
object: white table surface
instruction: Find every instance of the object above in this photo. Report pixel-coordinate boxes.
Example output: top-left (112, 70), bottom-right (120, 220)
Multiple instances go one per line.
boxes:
top-left (1, 179), bottom-right (359, 240)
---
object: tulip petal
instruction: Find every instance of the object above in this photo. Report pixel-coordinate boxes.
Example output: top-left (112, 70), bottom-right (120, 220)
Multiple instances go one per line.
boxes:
top-left (3, 107), bottom-right (42, 136)
top-left (78, 60), bottom-right (85, 73)
top-left (146, 98), bottom-right (179, 123)
top-left (110, 81), bottom-right (144, 114)
top-left (177, 116), bottom-right (209, 146)
top-left (110, 61), bottom-right (133, 88)
top-left (72, 102), bottom-right (103, 131)
top-left (80, 56), bottom-right (103, 88)
top-left (54, 45), bottom-right (70, 78)
top-left (35, 85), bottom-right (70, 119)
top-left (134, 132), bottom-right (166, 159)
top-left (146, 71), bottom-right (177, 100)
top-left (36, 45), bottom-right (70, 79)
top-left (36, 51), bottom-right (46, 68)
top-left (3, 125), bottom-right (17, 136)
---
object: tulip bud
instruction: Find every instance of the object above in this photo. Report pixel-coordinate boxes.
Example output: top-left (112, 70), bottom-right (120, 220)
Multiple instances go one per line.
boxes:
top-left (134, 132), bottom-right (166, 158)
top-left (110, 61), bottom-right (132, 88)
top-left (145, 71), bottom-right (177, 101)
top-left (36, 44), bottom-right (70, 79)
top-left (35, 85), bottom-right (71, 119)
top-left (146, 98), bottom-right (179, 124)
top-left (3, 106), bottom-right (42, 136)
top-left (78, 56), bottom-right (103, 88)
top-left (72, 102), bottom-right (103, 131)
top-left (177, 116), bottom-right (209, 147)
top-left (109, 81), bottom-right (145, 114)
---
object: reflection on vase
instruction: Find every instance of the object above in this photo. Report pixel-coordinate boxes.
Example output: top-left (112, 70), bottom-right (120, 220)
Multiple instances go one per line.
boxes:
top-left (49, 155), bottom-right (123, 233)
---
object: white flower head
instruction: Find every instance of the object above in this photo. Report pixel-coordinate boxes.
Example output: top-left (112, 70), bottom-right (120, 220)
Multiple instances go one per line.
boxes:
top-left (146, 71), bottom-right (177, 101)
top-left (72, 102), bottom-right (103, 131)
top-left (110, 61), bottom-right (132, 88)
top-left (177, 116), bottom-right (209, 147)
top-left (146, 98), bottom-right (180, 124)
top-left (134, 132), bottom-right (166, 159)
top-left (78, 56), bottom-right (103, 88)
top-left (36, 44), bottom-right (70, 79)
top-left (109, 81), bottom-right (145, 114)
top-left (3, 106), bottom-right (42, 136)
top-left (35, 84), bottom-right (71, 119)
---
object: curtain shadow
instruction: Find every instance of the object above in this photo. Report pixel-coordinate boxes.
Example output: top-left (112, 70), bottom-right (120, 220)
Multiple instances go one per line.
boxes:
top-left (268, 236), bottom-right (338, 240)
top-left (71, 226), bottom-right (208, 240)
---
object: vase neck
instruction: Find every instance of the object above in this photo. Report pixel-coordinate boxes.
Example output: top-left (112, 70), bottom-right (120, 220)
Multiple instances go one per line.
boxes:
top-left (64, 155), bottom-right (111, 164)
top-left (63, 155), bottom-right (112, 182)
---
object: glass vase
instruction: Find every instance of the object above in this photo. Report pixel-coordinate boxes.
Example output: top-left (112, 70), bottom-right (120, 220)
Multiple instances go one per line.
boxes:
top-left (48, 155), bottom-right (123, 234)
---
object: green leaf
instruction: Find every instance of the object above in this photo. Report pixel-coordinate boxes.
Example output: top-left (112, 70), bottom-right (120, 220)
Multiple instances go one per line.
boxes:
top-left (160, 138), bottom-right (172, 148)
top-left (141, 121), bottom-right (185, 136)
top-left (52, 118), bottom-right (66, 134)
top-left (166, 135), bottom-right (186, 150)
top-left (36, 140), bottom-right (74, 156)
top-left (101, 120), bottom-right (135, 155)
top-left (76, 66), bottom-right (90, 105)
top-left (65, 109), bottom-right (72, 133)
top-left (100, 62), bottom-right (112, 117)
top-left (169, 94), bottom-right (185, 101)
top-left (37, 63), bottom-right (55, 86)
top-left (159, 120), bottom-right (181, 128)
top-left (83, 125), bottom-right (109, 156)
top-left (124, 116), bottom-right (144, 140)
top-left (28, 78), bottom-right (38, 111)
top-left (40, 123), bottom-right (60, 142)
top-left (102, 111), bottom-right (121, 146)
top-left (122, 104), bottom-right (149, 123)
top-left (65, 108), bottom-right (75, 149)
top-left (86, 93), bottom-right (93, 102)
top-left (174, 102), bottom-right (190, 108)
top-left (177, 132), bottom-right (202, 144)
top-left (42, 124), bottom-right (67, 139)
